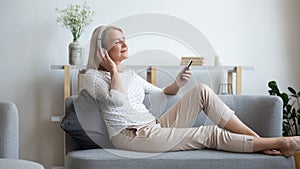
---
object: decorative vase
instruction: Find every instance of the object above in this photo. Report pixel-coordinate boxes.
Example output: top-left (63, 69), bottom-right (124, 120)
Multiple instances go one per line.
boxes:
top-left (214, 55), bottom-right (223, 66)
top-left (69, 40), bottom-right (84, 65)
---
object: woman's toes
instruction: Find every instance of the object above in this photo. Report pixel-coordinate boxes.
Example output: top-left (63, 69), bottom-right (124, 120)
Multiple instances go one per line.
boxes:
top-left (263, 149), bottom-right (282, 156)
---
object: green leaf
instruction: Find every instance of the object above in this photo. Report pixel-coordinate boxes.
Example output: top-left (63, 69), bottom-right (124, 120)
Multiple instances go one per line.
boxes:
top-left (268, 81), bottom-right (276, 87)
top-left (291, 94), bottom-right (298, 98)
top-left (281, 93), bottom-right (289, 106)
top-left (286, 104), bottom-right (292, 112)
top-left (291, 108), bottom-right (296, 118)
top-left (288, 87), bottom-right (297, 95)
top-left (268, 81), bottom-right (282, 96)
top-left (282, 125), bottom-right (289, 136)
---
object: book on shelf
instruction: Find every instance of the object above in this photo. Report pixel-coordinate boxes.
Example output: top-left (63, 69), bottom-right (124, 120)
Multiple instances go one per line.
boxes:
top-left (180, 56), bottom-right (205, 66)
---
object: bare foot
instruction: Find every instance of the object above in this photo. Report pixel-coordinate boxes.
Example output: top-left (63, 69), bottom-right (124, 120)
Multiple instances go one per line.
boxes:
top-left (280, 136), bottom-right (300, 158)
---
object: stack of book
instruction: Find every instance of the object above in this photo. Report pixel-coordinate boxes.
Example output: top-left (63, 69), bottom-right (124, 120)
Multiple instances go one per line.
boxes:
top-left (180, 56), bottom-right (205, 66)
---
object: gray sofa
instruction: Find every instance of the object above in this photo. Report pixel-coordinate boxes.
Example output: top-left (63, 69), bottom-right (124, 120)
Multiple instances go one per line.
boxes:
top-left (0, 101), bottom-right (44, 169)
top-left (63, 94), bottom-right (295, 169)
top-left (0, 101), bottom-right (19, 159)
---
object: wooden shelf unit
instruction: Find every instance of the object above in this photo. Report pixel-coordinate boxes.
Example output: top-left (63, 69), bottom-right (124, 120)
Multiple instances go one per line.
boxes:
top-left (51, 64), bottom-right (254, 110)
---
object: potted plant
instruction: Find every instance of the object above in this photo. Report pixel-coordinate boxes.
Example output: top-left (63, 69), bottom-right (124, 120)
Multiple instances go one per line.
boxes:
top-left (268, 81), bottom-right (300, 168)
top-left (56, 2), bottom-right (95, 65)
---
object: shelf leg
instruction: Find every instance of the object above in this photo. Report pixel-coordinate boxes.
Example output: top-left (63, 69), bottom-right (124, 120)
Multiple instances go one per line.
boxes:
top-left (236, 66), bottom-right (242, 95)
top-left (227, 71), bottom-right (233, 95)
top-left (64, 65), bottom-right (70, 100)
top-left (63, 65), bottom-right (70, 160)
top-left (147, 66), bottom-right (157, 85)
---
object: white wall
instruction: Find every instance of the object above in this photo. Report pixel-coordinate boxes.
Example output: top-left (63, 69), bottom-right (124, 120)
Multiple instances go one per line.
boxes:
top-left (0, 0), bottom-right (299, 168)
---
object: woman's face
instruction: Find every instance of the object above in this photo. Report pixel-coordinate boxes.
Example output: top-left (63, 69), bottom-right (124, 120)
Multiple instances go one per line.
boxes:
top-left (106, 29), bottom-right (128, 64)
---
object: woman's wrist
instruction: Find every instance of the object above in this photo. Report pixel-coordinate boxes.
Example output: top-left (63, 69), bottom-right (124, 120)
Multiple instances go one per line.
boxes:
top-left (164, 81), bottom-right (180, 95)
top-left (110, 67), bottom-right (118, 76)
top-left (173, 81), bottom-right (180, 89)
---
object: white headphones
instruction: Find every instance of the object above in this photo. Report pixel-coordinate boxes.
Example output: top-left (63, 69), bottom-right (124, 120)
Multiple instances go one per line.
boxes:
top-left (96, 26), bottom-right (108, 56)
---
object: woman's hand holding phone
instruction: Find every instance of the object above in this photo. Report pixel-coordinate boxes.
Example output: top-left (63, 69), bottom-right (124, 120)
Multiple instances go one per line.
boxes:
top-left (175, 60), bottom-right (193, 87)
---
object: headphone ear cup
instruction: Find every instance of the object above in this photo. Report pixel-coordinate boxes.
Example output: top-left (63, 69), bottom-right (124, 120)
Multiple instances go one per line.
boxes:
top-left (97, 39), bottom-right (105, 56)
top-left (102, 48), bottom-right (107, 56)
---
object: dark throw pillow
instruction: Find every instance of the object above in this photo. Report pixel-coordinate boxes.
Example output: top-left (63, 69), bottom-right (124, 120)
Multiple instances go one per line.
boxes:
top-left (60, 89), bottom-right (114, 150)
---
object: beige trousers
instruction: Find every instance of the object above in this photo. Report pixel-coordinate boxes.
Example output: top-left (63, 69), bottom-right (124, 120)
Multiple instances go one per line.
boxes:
top-left (111, 83), bottom-right (253, 153)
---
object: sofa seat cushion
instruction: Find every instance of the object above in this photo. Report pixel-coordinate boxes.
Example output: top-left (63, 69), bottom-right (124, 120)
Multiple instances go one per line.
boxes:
top-left (65, 149), bottom-right (294, 169)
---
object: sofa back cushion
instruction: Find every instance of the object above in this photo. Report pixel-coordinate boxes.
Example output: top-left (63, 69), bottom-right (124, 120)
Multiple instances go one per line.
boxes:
top-left (64, 92), bottom-right (283, 152)
top-left (144, 93), bottom-right (283, 137)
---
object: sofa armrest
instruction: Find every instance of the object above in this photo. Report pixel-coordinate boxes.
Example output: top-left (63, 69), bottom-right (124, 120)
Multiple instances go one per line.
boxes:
top-left (225, 95), bottom-right (283, 137)
top-left (0, 101), bottom-right (19, 158)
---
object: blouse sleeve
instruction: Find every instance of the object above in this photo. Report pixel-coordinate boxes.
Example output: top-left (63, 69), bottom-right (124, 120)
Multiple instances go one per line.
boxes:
top-left (133, 71), bottom-right (163, 94)
top-left (82, 70), bottom-right (126, 107)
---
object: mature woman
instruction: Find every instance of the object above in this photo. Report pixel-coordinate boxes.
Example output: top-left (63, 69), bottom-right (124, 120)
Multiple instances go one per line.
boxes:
top-left (82, 25), bottom-right (300, 157)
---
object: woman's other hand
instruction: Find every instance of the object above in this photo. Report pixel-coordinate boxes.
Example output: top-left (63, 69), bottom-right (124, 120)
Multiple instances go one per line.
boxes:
top-left (175, 66), bottom-right (192, 87)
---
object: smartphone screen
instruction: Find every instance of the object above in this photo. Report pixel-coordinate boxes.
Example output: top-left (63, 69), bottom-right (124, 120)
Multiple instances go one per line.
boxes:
top-left (187, 60), bottom-right (193, 68)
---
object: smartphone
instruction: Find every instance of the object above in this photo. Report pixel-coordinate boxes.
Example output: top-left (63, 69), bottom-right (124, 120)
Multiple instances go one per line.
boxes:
top-left (187, 60), bottom-right (193, 68)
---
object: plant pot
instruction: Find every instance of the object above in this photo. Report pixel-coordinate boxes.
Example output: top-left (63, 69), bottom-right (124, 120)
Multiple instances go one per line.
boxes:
top-left (69, 40), bottom-right (84, 65)
top-left (294, 151), bottom-right (300, 169)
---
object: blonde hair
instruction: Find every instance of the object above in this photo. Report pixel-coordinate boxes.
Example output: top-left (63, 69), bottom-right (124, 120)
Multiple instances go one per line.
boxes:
top-left (86, 25), bottom-right (123, 70)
